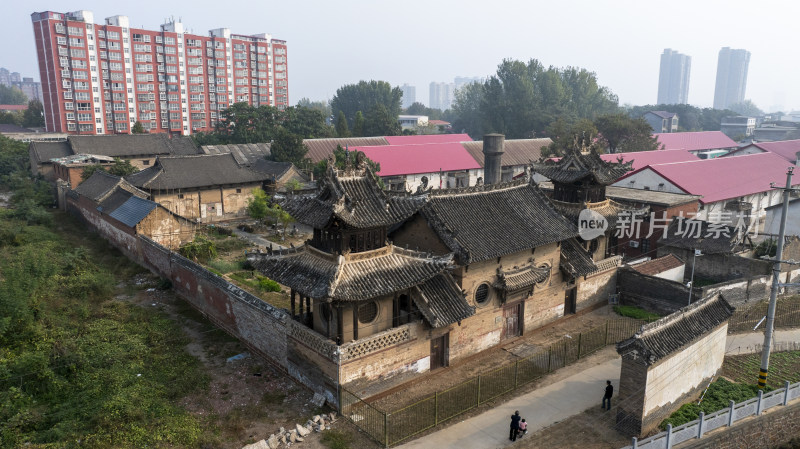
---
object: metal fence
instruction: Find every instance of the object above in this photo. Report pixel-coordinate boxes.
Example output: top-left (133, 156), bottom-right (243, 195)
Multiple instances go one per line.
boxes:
top-left (342, 317), bottom-right (647, 447)
top-left (728, 296), bottom-right (800, 334)
top-left (621, 380), bottom-right (800, 449)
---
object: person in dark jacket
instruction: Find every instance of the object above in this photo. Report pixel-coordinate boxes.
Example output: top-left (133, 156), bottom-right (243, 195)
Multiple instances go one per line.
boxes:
top-left (509, 410), bottom-right (521, 441)
top-left (602, 380), bottom-right (613, 411)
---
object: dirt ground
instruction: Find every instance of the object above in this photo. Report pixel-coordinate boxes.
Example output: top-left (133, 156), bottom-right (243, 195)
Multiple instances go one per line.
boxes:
top-left (120, 272), bottom-right (377, 449)
top-left (514, 406), bottom-right (631, 449)
top-left (370, 305), bottom-right (636, 412)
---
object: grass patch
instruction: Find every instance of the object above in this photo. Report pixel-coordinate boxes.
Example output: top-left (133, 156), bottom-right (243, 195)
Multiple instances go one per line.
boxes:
top-left (660, 378), bottom-right (763, 429)
top-left (262, 391), bottom-right (286, 405)
top-left (321, 430), bottom-right (353, 449)
top-left (613, 305), bottom-right (661, 322)
top-left (0, 211), bottom-right (213, 447)
top-left (207, 258), bottom-right (244, 274)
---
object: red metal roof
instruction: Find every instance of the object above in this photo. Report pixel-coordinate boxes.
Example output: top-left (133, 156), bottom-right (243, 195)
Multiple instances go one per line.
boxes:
top-left (752, 139), bottom-right (800, 163)
top-left (618, 153), bottom-right (797, 204)
top-left (654, 131), bottom-right (737, 151)
top-left (357, 142), bottom-right (481, 176)
top-left (383, 133), bottom-right (471, 145)
top-left (0, 104), bottom-right (27, 111)
top-left (599, 149), bottom-right (699, 172)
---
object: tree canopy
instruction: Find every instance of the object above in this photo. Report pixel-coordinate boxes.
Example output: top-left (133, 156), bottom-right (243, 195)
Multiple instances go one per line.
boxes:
top-left (81, 158), bottom-right (139, 180)
top-left (131, 121), bottom-right (146, 134)
top-left (331, 80), bottom-right (402, 128)
top-left (296, 97), bottom-right (331, 117)
top-left (363, 104), bottom-right (401, 137)
top-left (0, 85), bottom-right (28, 105)
top-left (727, 100), bottom-right (764, 117)
top-left (22, 100), bottom-right (44, 128)
top-left (594, 113), bottom-right (662, 153)
top-left (451, 59), bottom-right (619, 139)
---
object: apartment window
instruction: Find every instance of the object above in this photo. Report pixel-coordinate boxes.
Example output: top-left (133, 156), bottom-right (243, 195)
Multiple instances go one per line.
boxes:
top-left (69, 38), bottom-right (84, 46)
top-left (107, 31), bottom-right (120, 40)
top-left (57, 36), bottom-right (67, 45)
top-left (67, 123), bottom-right (77, 131)
top-left (65, 112), bottom-right (75, 121)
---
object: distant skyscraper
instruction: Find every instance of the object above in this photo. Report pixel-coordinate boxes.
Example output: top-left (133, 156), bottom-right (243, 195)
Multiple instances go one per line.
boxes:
top-left (429, 82), bottom-right (455, 110)
top-left (401, 84), bottom-right (416, 109)
top-left (454, 76), bottom-right (484, 90)
top-left (657, 49), bottom-right (691, 105)
top-left (713, 47), bottom-right (750, 110)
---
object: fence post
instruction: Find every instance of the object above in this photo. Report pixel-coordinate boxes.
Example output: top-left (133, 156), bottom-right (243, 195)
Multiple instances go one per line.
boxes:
top-left (784, 381), bottom-right (791, 405)
top-left (631, 436), bottom-right (637, 449)
top-left (727, 400), bottom-right (736, 426)
top-left (697, 411), bottom-right (705, 438)
top-left (756, 390), bottom-right (764, 415)
top-left (384, 412), bottom-right (389, 448)
top-left (434, 391), bottom-right (439, 426)
top-left (477, 376), bottom-right (481, 406)
top-left (605, 320), bottom-right (610, 345)
top-left (577, 332), bottom-right (582, 358)
top-left (338, 384), bottom-right (342, 415)
top-left (665, 423), bottom-right (673, 449)
top-left (547, 347), bottom-right (552, 372)
top-left (514, 360), bottom-right (519, 388)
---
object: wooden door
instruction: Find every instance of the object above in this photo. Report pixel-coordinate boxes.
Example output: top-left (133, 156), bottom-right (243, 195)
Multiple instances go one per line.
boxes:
top-left (430, 333), bottom-right (449, 371)
top-left (564, 288), bottom-right (577, 315)
top-left (502, 303), bottom-right (522, 340)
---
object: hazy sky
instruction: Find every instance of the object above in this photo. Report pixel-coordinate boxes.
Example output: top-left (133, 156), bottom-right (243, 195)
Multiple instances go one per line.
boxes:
top-left (5, 0), bottom-right (800, 111)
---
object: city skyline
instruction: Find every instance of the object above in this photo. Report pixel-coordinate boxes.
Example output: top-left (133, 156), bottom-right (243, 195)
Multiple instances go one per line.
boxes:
top-left (4, 1), bottom-right (800, 112)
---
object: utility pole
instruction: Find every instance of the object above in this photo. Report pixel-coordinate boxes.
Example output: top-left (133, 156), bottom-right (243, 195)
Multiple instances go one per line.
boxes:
top-left (688, 249), bottom-right (702, 305)
top-left (758, 167), bottom-right (797, 389)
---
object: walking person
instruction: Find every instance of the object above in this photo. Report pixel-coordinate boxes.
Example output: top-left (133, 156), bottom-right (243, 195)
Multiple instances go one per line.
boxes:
top-left (509, 410), bottom-right (521, 441)
top-left (602, 380), bottom-right (613, 411)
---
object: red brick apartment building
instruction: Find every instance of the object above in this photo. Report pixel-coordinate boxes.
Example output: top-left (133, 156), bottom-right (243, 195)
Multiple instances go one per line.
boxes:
top-left (31, 10), bottom-right (288, 136)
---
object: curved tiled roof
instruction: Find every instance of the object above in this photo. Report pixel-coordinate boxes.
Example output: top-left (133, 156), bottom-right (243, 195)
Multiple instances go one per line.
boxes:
top-left (247, 244), bottom-right (455, 301)
top-left (280, 164), bottom-right (426, 229)
top-left (549, 197), bottom-right (649, 228)
top-left (413, 272), bottom-right (474, 328)
top-left (422, 179), bottom-right (578, 264)
top-left (68, 134), bottom-right (199, 157)
top-left (616, 293), bottom-right (734, 366)
top-left (126, 153), bottom-right (267, 190)
top-left (494, 263), bottom-right (551, 291)
top-left (560, 239), bottom-right (599, 277)
top-left (531, 146), bottom-right (633, 185)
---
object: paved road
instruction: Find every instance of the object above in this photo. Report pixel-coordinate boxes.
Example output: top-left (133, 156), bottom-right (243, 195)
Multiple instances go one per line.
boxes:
top-left (397, 328), bottom-right (800, 449)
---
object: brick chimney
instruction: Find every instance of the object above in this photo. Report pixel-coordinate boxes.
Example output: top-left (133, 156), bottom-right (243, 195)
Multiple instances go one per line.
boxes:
top-left (483, 134), bottom-right (505, 185)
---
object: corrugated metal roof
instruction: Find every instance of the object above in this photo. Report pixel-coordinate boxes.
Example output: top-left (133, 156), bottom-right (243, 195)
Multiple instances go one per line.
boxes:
top-left (383, 133), bottom-right (471, 145)
top-left (598, 149), bottom-right (699, 172)
top-left (108, 195), bottom-right (157, 227)
top-left (463, 138), bottom-right (552, 168)
top-left (751, 139), bottom-right (800, 163)
top-left (654, 131), bottom-right (737, 151)
top-left (303, 137), bottom-right (389, 163)
top-left (619, 152), bottom-right (797, 204)
top-left (358, 142), bottom-right (481, 176)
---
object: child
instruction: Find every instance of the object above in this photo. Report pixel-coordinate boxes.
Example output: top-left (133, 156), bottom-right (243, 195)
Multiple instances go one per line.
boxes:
top-left (518, 419), bottom-right (527, 437)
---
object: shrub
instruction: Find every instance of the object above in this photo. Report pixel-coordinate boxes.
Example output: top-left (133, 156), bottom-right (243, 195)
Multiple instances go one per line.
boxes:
top-left (179, 235), bottom-right (217, 263)
top-left (660, 378), bottom-right (763, 429)
top-left (613, 305), bottom-right (661, 322)
top-left (257, 276), bottom-right (281, 292)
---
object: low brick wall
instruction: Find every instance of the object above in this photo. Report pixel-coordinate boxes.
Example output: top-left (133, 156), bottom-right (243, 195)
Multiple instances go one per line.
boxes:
top-left (684, 401), bottom-right (800, 449)
top-left (617, 267), bottom-right (701, 315)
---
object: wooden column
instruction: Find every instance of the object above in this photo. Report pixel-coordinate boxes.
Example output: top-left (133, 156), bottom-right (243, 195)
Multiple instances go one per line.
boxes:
top-left (290, 289), bottom-right (296, 319)
top-left (305, 297), bottom-right (311, 325)
top-left (299, 295), bottom-right (305, 319)
top-left (326, 303), bottom-right (332, 339)
top-left (392, 293), bottom-right (399, 327)
top-left (352, 304), bottom-right (359, 341)
top-left (336, 304), bottom-right (344, 345)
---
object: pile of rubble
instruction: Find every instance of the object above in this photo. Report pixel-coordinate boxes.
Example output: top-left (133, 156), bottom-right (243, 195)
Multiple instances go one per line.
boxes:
top-left (242, 412), bottom-right (337, 449)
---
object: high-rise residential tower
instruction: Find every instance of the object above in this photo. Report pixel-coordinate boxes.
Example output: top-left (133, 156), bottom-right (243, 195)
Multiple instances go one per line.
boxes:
top-left (429, 81), bottom-right (455, 110)
top-left (31, 10), bottom-right (288, 135)
top-left (713, 47), bottom-right (750, 110)
top-left (657, 49), bottom-right (691, 105)
top-left (401, 84), bottom-right (416, 109)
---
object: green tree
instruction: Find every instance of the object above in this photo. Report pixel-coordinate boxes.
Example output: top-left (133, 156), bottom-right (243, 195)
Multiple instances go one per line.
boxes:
top-left (0, 110), bottom-right (22, 126)
top-left (352, 111), bottom-right (365, 137)
top-left (544, 118), bottom-right (598, 157)
top-left (21, 100), bottom-right (44, 128)
top-left (450, 59), bottom-right (618, 139)
top-left (269, 127), bottom-right (307, 165)
top-left (247, 187), bottom-right (270, 224)
top-left (282, 106), bottom-right (333, 138)
top-left (0, 85), bottom-right (28, 105)
top-left (312, 145), bottom-right (381, 179)
top-left (363, 104), bottom-right (401, 137)
top-left (330, 80), bottom-right (402, 128)
top-left (595, 113), bottom-right (662, 153)
top-left (727, 100), bottom-right (764, 117)
top-left (296, 97), bottom-right (331, 117)
top-left (179, 235), bottom-right (217, 262)
top-left (108, 158), bottom-right (138, 176)
top-left (131, 121), bottom-right (146, 133)
top-left (335, 111), bottom-right (350, 137)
